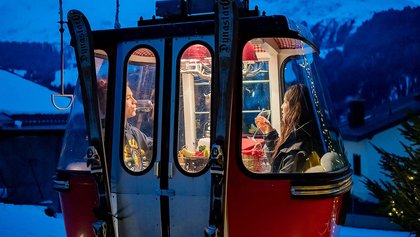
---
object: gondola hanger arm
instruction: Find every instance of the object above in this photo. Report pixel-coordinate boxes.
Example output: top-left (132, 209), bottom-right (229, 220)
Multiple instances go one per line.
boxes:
top-left (52, 0), bottom-right (74, 110)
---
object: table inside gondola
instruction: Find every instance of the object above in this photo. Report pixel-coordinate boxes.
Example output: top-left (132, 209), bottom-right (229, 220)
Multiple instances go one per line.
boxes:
top-left (183, 156), bottom-right (208, 172)
top-left (242, 137), bottom-right (265, 172)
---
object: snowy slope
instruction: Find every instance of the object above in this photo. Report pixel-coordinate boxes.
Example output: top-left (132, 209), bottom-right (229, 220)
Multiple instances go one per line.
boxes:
top-left (0, 202), bottom-right (412, 237)
top-left (0, 0), bottom-right (155, 43)
top-left (1, 0), bottom-right (420, 43)
top-left (251, 0), bottom-right (420, 28)
top-left (1, 0), bottom-right (419, 115)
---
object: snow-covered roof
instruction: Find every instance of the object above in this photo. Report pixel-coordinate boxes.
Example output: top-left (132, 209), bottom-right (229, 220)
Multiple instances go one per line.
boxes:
top-left (0, 70), bottom-right (69, 115)
top-left (340, 94), bottom-right (420, 141)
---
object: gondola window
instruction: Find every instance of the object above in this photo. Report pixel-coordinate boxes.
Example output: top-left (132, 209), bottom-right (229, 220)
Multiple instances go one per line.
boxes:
top-left (122, 48), bottom-right (156, 173)
top-left (241, 38), bottom-right (348, 174)
top-left (177, 44), bottom-right (212, 173)
top-left (57, 49), bottom-right (109, 171)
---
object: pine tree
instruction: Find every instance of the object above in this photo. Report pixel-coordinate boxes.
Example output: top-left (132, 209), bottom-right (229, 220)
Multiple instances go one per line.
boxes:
top-left (364, 114), bottom-right (420, 235)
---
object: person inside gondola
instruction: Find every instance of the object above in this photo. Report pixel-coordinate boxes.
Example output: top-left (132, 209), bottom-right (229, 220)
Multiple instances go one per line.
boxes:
top-left (255, 84), bottom-right (320, 173)
top-left (123, 85), bottom-right (153, 171)
top-left (97, 78), bottom-right (108, 121)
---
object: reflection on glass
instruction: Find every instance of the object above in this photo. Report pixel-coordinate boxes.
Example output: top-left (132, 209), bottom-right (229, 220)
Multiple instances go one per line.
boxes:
top-left (136, 99), bottom-right (153, 113)
top-left (258, 108), bottom-right (270, 120)
top-left (57, 50), bottom-right (109, 171)
top-left (123, 48), bottom-right (156, 173)
top-left (241, 40), bottom-right (271, 173)
top-left (177, 44), bottom-right (212, 173)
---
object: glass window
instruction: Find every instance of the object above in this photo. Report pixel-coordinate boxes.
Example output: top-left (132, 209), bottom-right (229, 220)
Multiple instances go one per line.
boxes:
top-left (122, 48), bottom-right (156, 173)
top-left (241, 40), bottom-right (272, 173)
top-left (241, 38), bottom-right (348, 174)
top-left (177, 44), bottom-right (212, 173)
top-left (56, 81), bottom-right (90, 171)
top-left (95, 49), bottom-right (109, 122)
top-left (57, 50), bottom-right (109, 171)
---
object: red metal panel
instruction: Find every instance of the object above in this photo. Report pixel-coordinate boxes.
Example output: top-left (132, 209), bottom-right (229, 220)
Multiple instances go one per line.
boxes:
top-left (226, 154), bottom-right (344, 237)
top-left (59, 174), bottom-right (98, 237)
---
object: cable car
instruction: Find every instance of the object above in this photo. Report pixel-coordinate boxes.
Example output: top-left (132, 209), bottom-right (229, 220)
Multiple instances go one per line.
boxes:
top-left (54, 0), bottom-right (352, 236)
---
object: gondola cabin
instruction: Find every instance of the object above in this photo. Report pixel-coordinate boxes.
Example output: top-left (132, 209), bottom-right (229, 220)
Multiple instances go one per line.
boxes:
top-left (54, 0), bottom-right (352, 236)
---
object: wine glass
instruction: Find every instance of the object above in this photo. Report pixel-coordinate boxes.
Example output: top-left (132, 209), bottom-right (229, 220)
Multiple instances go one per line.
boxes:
top-left (258, 108), bottom-right (270, 120)
top-left (136, 100), bottom-right (153, 113)
top-left (248, 108), bottom-right (270, 141)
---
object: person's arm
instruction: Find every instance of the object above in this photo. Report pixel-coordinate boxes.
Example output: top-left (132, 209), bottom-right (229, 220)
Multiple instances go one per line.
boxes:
top-left (138, 131), bottom-right (153, 151)
top-left (255, 115), bottom-right (277, 163)
top-left (263, 130), bottom-right (278, 162)
top-left (255, 115), bottom-right (273, 134)
top-left (279, 151), bottom-right (306, 173)
top-left (129, 125), bottom-right (153, 152)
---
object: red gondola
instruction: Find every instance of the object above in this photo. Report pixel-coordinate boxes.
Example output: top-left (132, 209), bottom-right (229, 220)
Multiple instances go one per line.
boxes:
top-left (54, 0), bottom-right (352, 236)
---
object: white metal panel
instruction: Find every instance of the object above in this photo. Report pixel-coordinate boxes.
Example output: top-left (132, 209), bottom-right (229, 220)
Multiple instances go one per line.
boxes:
top-left (111, 38), bottom-right (165, 237)
top-left (169, 35), bottom-right (214, 237)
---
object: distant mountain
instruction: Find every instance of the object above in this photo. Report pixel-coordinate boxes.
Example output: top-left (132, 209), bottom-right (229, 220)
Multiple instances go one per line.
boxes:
top-left (1, 0), bottom-right (419, 43)
top-left (0, 42), bottom-right (61, 89)
top-left (0, 1), bottom-right (155, 43)
top-left (319, 7), bottom-right (420, 119)
top-left (253, 0), bottom-right (420, 51)
top-left (0, 0), bottom-right (419, 118)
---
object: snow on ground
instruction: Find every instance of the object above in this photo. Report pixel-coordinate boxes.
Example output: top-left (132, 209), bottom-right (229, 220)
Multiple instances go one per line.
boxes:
top-left (0, 202), bottom-right (413, 237)
top-left (0, 203), bottom-right (65, 237)
top-left (338, 226), bottom-right (413, 237)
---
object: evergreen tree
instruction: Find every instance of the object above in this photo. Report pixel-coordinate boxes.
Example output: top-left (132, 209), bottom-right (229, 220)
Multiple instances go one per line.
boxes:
top-left (364, 114), bottom-right (420, 235)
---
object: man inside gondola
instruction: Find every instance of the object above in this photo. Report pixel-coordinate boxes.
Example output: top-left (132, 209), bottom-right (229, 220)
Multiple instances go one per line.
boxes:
top-left (123, 85), bottom-right (153, 172)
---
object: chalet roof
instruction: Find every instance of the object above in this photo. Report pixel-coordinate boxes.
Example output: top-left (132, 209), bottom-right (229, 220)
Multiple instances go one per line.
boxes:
top-left (340, 94), bottom-right (420, 141)
top-left (0, 112), bottom-right (15, 127)
top-left (0, 69), bottom-right (69, 130)
top-left (0, 69), bottom-right (69, 115)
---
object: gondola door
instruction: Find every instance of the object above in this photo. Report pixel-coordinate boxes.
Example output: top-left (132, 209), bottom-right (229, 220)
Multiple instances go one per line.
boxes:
top-left (167, 36), bottom-right (214, 237)
top-left (110, 36), bottom-right (214, 237)
top-left (110, 39), bottom-right (164, 237)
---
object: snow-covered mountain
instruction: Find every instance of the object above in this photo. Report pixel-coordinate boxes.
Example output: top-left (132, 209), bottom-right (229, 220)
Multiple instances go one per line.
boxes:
top-left (255, 0), bottom-right (420, 26)
top-left (253, 0), bottom-right (420, 53)
top-left (1, 0), bottom-right (419, 116)
top-left (0, 0), bottom-right (155, 43)
top-left (1, 0), bottom-right (419, 65)
top-left (1, 0), bottom-right (419, 43)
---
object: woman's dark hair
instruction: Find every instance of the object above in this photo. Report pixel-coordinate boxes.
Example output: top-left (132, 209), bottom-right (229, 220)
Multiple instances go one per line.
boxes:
top-left (273, 84), bottom-right (316, 156)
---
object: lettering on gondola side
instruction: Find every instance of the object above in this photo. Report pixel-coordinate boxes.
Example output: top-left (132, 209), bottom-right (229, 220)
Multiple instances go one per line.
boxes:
top-left (69, 13), bottom-right (89, 66)
top-left (218, 0), bottom-right (233, 56)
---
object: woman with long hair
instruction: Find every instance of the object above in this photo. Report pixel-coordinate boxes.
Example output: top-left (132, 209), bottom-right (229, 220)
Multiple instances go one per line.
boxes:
top-left (255, 84), bottom-right (318, 173)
